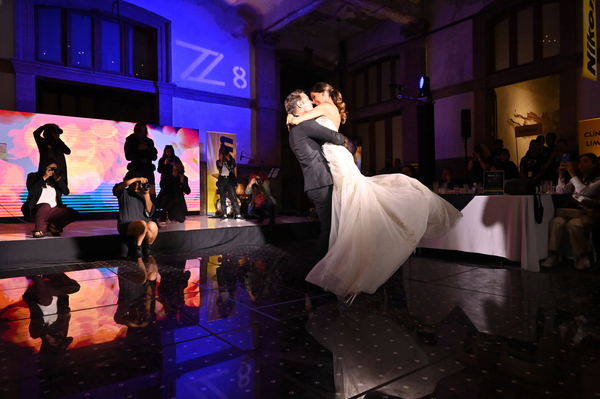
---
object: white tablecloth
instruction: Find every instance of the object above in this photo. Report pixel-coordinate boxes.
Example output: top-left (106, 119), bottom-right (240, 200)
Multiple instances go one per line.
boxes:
top-left (418, 195), bottom-right (555, 272)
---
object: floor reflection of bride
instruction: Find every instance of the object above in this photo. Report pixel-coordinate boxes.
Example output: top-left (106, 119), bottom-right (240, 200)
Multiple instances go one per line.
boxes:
top-left (288, 82), bottom-right (462, 300)
top-left (305, 296), bottom-right (462, 399)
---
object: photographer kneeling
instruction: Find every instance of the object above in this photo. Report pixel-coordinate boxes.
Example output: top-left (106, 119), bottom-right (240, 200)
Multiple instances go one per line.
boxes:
top-left (113, 170), bottom-right (158, 258)
top-left (22, 158), bottom-right (78, 238)
top-left (245, 172), bottom-right (276, 225)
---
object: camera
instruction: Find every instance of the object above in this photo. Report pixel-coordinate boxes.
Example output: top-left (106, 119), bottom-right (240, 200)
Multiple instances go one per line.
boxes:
top-left (255, 177), bottom-right (263, 185)
top-left (48, 167), bottom-right (57, 172)
top-left (141, 183), bottom-right (152, 191)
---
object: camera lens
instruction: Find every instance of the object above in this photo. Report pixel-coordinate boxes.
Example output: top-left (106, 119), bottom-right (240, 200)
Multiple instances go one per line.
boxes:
top-left (142, 183), bottom-right (152, 190)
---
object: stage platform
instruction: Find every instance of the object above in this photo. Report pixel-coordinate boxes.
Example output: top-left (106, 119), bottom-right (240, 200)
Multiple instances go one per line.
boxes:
top-left (0, 215), bottom-right (319, 271)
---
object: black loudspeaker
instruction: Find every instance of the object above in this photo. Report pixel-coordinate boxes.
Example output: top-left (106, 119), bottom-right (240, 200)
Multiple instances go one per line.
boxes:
top-left (461, 109), bottom-right (471, 140)
top-left (417, 102), bottom-right (435, 186)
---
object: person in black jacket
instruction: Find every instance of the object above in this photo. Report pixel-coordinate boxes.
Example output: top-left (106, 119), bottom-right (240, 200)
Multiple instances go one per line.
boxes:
top-left (33, 123), bottom-right (71, 188)
top-left (21, 158), bottom-right (78, 238)
top-left (216, 144), bottom-right (243, 220)
top-left (124, 123), bottom-right (158, 187)
top-left (156, 162), bottom-right (191, 223)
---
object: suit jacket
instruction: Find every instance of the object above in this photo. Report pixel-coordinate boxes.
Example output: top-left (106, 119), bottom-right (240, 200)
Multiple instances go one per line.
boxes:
top-left (289, 119), bottom-right (346, 192)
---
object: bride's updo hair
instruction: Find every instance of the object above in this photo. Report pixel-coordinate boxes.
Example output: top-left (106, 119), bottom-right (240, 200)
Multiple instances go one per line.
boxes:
top-left (310, 82), bottom-right (347, 124)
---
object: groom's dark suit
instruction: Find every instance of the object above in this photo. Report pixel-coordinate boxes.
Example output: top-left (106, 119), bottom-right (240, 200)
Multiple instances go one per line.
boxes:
top-left (289, 119), bottom-right (345, 260)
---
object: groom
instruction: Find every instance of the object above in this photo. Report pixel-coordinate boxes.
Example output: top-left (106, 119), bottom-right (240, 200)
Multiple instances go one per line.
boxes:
top-left (284, 89), bottom-right (346, 261)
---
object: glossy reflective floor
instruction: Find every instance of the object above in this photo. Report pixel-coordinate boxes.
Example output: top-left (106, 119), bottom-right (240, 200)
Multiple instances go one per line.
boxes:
top-left (1, 243), bottom-right (600, 399)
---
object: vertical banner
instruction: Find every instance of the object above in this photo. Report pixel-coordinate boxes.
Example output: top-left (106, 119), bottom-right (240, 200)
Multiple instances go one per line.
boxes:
top-left (578, 117), bottom-right (600, 156)
top-left (206, 132), bottom-right (236, 213)
top-left (584, 0), bottom-right (597, 81)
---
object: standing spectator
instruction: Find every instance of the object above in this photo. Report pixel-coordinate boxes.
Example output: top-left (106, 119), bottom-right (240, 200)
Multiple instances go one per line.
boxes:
top-left (21, 158), bottom-right (78, 238)
top-left (156, 162), bottom-right (190, 223)
top-left (245, 171), bottom-right (277, 224)
top-left (33, 123), bottom-right (71, 188)
top-left (519, 140), bottom-right (547, 182)
top-left (113, 170), bottom-right (158, 258)
top-left (491, 149), bottom-right (520, 180)
top-left (216, 145), bottom-right (243, 220)
top-left (491, 139), bottom-right (504, 163)
top-left (124, 123), bottom-right (158, 189)
top-left (468, 144), bottom-right (492, 184)
top-left (545, 132), bottom-right (557, 154)
top-left (542, 138), bottom-right (570, 184)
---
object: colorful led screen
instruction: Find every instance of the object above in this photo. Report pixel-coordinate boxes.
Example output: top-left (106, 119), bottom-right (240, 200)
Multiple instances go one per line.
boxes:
top-left (0, 110), bottom-right (200, 218)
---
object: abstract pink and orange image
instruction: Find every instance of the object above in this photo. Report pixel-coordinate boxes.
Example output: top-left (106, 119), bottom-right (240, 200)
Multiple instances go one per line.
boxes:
top-left (0, 110), bottom-right (200, 218)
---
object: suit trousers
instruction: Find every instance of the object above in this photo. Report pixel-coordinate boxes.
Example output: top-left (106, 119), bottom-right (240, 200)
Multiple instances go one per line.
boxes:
top-left (306, 185), bottom-right (333, 261)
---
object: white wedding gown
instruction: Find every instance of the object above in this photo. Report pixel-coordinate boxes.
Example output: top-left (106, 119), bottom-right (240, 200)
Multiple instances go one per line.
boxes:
top-left (305, 117), bottom-right (462, 297)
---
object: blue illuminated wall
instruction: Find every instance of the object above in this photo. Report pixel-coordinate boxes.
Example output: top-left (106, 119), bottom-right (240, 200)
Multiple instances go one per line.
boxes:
top-left (129, 0), bottom-right (253, 156)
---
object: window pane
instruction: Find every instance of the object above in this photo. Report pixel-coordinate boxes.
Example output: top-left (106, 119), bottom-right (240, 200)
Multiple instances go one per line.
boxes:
top-left (355, 71), bottom-right (365, 109)
top-left (517, 7), bottom-right (534, 65)
top-left (102, 20), bottom-right (122, 72)
top-left (132, 27), bottom-right (157, 80)
top-left (37, 8), bottom-right (63, 63)
top-left (495, 18), bottom-right (510, 70)
top-left (543, 3), bottom-right (560, 58)
top-left (70, 14), bottom-right (92, 67)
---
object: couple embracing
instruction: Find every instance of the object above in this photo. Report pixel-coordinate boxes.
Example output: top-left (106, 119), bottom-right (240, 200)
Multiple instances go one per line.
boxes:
top-left (285, 83), bottom-right (462, 301)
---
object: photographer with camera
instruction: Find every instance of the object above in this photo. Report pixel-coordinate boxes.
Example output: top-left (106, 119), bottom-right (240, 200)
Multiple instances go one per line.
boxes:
top-left (156, 161), bottom-right (190, 223)
top-left (22, 158), bottom-right (78, 238)
top-left (216, 145), bottom-right (243, 220)
top-left (113, 170), bottom-right (158, 258)
top-left (33, 123), bottom-right (71, 188)
top-left (245, 172), bottom-right (276, 225)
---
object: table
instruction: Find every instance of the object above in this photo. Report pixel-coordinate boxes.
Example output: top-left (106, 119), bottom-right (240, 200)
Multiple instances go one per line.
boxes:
top-left (418, 194), bottom-right (557, 272)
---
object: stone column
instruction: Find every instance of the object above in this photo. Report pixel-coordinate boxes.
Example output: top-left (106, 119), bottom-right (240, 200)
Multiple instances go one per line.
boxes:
top-left (251, 31), bottom-right (280, 168)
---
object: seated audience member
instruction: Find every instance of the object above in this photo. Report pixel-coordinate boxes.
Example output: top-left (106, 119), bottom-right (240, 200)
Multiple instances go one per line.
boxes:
top-left (113, 170), bottom-right (158, 258)
top-left (439, 167), bottom-right (461, 190)
top-left (379, 156), bottom-right (396, 174)
top-left (468, 144), bottom-right (492, 184)
top-left (541, 153), bottom-right (600, 270)
top-left (401, 164), bottom-right (417, 178)
top-left (21, 158), bottom-right (78, 238)
top-left (245, 172), bottom-right (277, 224)
top-left (156, 162), bottom-right (190, 223)
top-left (393, 158), bottom-right (402, 173)
top-left (519, 139), bottom-right (548, 182)
top-left (491, 149), bottom-right (520, 180)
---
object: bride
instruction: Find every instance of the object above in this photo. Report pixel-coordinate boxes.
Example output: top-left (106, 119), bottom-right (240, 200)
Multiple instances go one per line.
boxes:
top-left (288, 82), bottom-right (462, 299)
